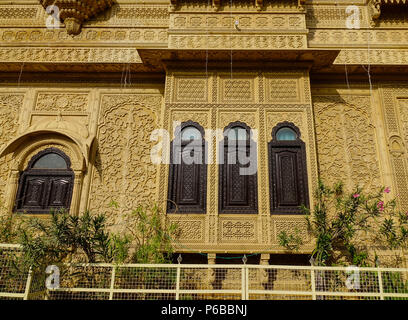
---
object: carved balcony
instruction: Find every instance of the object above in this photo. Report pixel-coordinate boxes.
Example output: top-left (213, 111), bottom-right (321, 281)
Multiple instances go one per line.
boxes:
top-left (39, 0), bottom-right (115, 35)
top-left (368, 0), bottom-right (408, 26)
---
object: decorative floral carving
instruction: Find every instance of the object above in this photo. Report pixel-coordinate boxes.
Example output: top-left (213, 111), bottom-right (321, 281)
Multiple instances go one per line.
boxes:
top-left (0, 94), bottom-right (24, 202)
top-left (313, 95), bottom-right (381, 192)
top-left (88, 94), bottom-right (162, 226)
top-left (35, 93), bottom-right (89, 112)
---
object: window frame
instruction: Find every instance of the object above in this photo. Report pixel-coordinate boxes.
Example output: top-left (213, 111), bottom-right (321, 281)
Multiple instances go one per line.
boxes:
top-left (219, 121), bottom-right (258, 214)
top-left (14, 147), bottom-right (75, 214)
top-left (268, 121), bottom-right (309, 215)
top-left (167, 121), bottom-right (207, 214)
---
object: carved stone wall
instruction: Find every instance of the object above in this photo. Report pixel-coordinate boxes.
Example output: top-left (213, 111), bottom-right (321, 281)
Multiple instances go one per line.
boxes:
top-left (0, 86), bottom-right (163, 222)
top-left (313, 92), bottom-right (382, 192)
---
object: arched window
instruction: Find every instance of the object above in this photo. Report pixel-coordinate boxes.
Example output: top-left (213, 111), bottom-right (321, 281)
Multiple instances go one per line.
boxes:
top-left (219, 122), bottom-right (258, 214)
top-left (14, 148), bottom-right (74, 214)
top-left (167, 121), bottom-right (207, 213)
top-left (268, 122), bottom-right (309, 214)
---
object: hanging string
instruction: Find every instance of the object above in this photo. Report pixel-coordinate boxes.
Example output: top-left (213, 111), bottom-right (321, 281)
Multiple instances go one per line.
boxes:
top-left (206, 0), bottom-right (209, 82)
top-left (340, 0), bottom-right (350, 90)
top-left (230, 0), bottom-right (233, 81)
top-left (18, 62), bottom-right (25, 87)
top-left (362, 5), bottom-right (373, 96)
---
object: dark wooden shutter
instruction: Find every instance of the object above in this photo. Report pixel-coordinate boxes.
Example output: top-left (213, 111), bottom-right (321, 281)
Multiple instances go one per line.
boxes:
top-left (167, 125), bottom-right (207, 214)
top-left (47, 176), bottom-right (74, 208)
top-left (14, 148), bottom-right (74, 214)
top-left (21, 176), bottom-right (47, 209)
top-left (219, 140), bottom-right (258, 214)
top-left (269, 142), bottom-right (309, 214)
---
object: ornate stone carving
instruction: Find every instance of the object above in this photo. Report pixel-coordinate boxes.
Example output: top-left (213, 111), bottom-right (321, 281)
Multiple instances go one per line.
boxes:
top-left (272, 218), bottom-right (311, 244)
top-left (88, 94), bottom-right (162, 226)
top-left (169, 34), bottom-right (306, 49)
top-left (306, 5), bottom-right (368, 29)
top-left (0, 28), bottom-right (168, 45)
top-left (170, 13), bottom-right (306, 30)
top-left (382, 88), bottom-right (408, 212)
top-left (0, 47), bottom-right (141, 64)
top-left (35, 93), bottom-right (89, 112)
top-left (266, 78), bottom-right (300, 102)
top-left (0, 94), bottom-right (24, 202)
top-left (219, 77), bottom-right (255, 103)
top-left (219, 111), bottom-right (257, 130)
top-left (313, 95), bottom-right (381, 192)
top-left (39, 0), bottom-right (114, 35)
top-left (334, 49), bottom-right (408, 65)
top-left (308, 29), bottom-right (408, 47)
top-left (219, 219), bottom-right (257, 242)
top-left (173, 77), bottom-right (209, 103)
top-left (171, 219), bottom-right (205, 242)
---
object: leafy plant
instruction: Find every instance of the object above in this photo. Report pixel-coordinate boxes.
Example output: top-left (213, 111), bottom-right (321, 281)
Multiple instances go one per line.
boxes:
top-left (124, 204), bottom-right (178, 264)
top-left (279, 180), bottom-right (408, 267)
top-left (278, 228), bottom-right (303, 252)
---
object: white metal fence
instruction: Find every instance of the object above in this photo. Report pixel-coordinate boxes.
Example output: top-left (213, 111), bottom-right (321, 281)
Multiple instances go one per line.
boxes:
top-left (0, 244), bottom-right (32, 300)
top-left (1, 244), bottom-right (408, 300)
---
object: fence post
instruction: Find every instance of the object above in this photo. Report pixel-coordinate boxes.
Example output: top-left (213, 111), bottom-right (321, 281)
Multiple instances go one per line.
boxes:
top-left (310, 266), bottom-right (316, 300)
top-left (378, 267), bottom-right (384, 300)
top-left (241, 265), bottom-right (249, 300)
top-left (23, 267), bottom-right (33, 300)
top-left (175, 265), bottom-right (181, 300)
top-left (245, 266), bottom-right (249, 300)
top-left (241, 266), bottom-right (245, 300)
top-left (109, 266), bottom-right (116, 300)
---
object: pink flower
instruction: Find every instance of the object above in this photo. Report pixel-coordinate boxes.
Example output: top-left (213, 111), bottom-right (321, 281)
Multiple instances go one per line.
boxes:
top-left (384, 187), bottom-right (391, 193)
top-left (353, 193), bottom-right (360, 198)
top-left (377, 201), bottom-right (384, 211)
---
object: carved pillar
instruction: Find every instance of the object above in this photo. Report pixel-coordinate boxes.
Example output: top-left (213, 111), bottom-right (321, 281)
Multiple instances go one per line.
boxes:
top-left (260, 253), bottom-right (270, 291)
top-left (71, 171), bottom-right (84, 216)
top-left (207, 253), bottom-right (216, 290)
top-left (5, 170), bottom-right (20, 213)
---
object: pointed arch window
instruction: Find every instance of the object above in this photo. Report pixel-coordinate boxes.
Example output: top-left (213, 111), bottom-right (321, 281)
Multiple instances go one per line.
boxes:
top-left (219, 122), bottom-right (258, 214)
top-left (167, 121), bottom-right (207, 213)
top-left (268, 122), bottom-right (309, 214)
top-left (14, 148), bottom-right (74, 214)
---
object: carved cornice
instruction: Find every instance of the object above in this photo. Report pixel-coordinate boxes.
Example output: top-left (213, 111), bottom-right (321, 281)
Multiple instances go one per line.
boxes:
top-left (39, 0), bottom-right (115, 35)
top-left (170, 0), bottom-right (305, 11)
